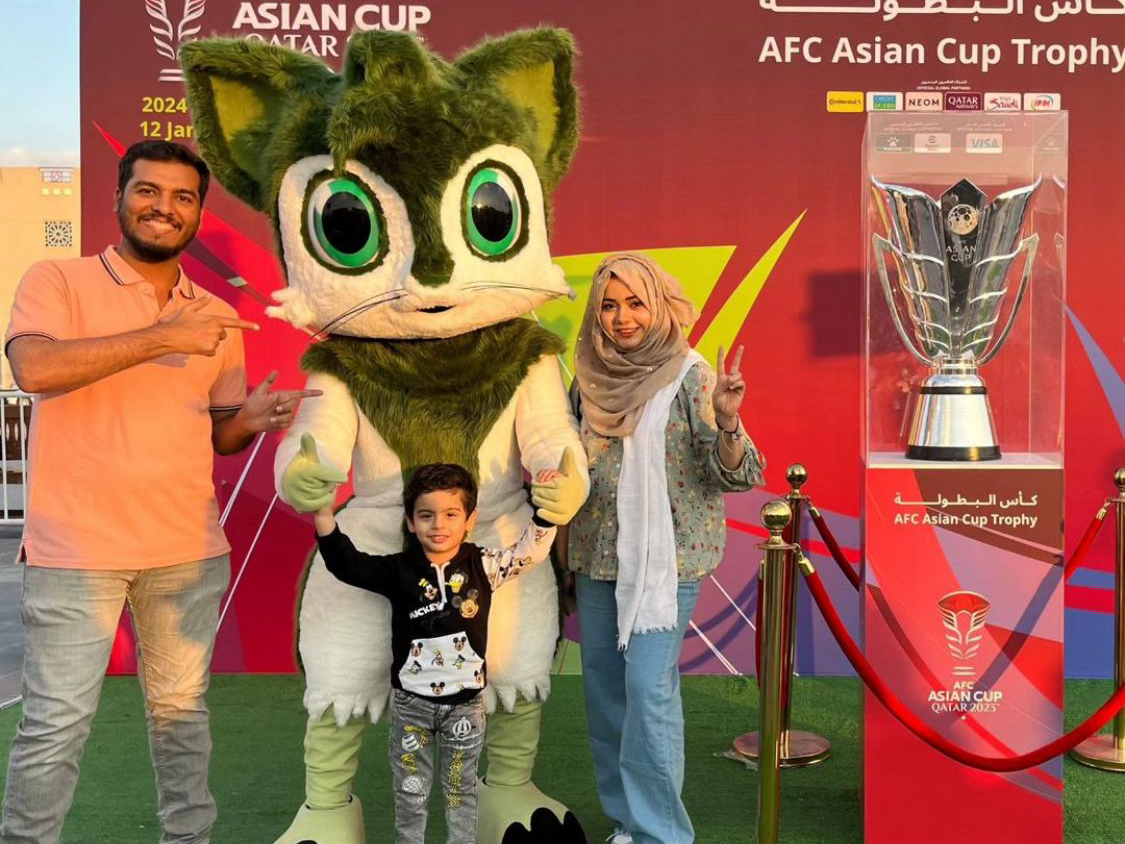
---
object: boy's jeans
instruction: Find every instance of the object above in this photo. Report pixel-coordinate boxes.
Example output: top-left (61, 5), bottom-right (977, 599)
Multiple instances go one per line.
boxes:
top-left (576, 574), bottom-right (701, 844)
top-left (0, 555), bottom-right (230, 844)
top-left (388, 689), bottom-right (486, 844)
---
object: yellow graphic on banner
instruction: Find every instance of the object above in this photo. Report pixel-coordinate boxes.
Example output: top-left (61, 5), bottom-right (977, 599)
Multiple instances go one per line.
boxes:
top-left (694, 212), bottom-right (805, 364)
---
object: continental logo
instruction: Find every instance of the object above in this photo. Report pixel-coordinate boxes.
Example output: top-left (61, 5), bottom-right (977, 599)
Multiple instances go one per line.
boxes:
top-left (827, 91), bottom-right (864, 113)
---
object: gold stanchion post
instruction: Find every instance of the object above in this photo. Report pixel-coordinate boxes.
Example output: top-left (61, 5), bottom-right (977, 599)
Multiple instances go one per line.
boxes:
top-left (757, 500), bottom-right (794, 844)
top-left (1070, 467), bottom-right (1125, 772)
top-left (734, 465), bottom-right (831, 766)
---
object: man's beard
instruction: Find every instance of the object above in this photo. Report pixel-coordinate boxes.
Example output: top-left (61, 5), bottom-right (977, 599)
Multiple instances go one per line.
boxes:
top-left (118, 206), bottom-right (197, 262)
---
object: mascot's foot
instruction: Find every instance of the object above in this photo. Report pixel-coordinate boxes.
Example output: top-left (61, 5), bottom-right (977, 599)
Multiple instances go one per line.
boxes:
top-left (477, 779), bottom-right (586, 844)
top-left (271, 796), bottom-right (365, 844)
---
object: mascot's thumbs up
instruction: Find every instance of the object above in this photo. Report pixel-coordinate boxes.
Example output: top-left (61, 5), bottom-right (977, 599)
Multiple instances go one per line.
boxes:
top-left (280, 433), bottom-right (348, 512)
top-left (531, 447), bottom-right (584, 525)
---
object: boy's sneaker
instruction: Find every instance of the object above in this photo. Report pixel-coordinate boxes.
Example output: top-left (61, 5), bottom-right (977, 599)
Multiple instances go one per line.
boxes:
top-left (606, 830), bottom-right (633, 844)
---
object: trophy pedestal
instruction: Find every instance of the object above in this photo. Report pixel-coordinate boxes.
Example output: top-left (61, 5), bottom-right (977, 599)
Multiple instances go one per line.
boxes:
top-left (907, 369), bottom-right (1000, 461)
top-left (862, 455), bottom-right (1064, 844)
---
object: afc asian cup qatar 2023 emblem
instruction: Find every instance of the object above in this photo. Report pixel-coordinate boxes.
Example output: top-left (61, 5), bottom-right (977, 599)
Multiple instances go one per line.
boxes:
top-left (938, 591), bottom-right (991, 678)
top-left (930, 591), bottom-right (1004, 714)
top-left (145, 0), bottom-right (207, 83)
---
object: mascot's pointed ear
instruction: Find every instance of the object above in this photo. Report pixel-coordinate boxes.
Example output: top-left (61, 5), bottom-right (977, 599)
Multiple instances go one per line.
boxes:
top-left (455, 28), bottom-right (579, 192)
top-left (180, 38), bottom-right (337, 210)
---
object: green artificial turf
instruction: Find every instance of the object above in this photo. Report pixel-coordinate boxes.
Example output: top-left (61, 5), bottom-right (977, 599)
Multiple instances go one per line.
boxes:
top-left (0, 675), bottom-right (1120, 843)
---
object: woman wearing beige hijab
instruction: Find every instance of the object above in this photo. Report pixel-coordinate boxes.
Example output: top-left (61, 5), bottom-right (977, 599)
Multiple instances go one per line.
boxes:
top-left (560, 252), bottom-right (766, 844)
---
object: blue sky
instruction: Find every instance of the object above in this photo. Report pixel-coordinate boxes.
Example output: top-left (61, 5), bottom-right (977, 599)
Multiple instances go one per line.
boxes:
top-left (0, 0), bottom-right (80, 166)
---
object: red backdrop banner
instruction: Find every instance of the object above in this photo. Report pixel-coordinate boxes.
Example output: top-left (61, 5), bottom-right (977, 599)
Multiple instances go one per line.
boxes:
top-left (79, 0), bottom-right (1124, 676)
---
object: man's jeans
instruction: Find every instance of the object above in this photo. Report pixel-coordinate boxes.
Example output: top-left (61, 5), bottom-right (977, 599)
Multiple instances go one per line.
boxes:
top-left (0, 555), bottom-right (230, 844)
top-left (388, 689), bottom-right (485, 844)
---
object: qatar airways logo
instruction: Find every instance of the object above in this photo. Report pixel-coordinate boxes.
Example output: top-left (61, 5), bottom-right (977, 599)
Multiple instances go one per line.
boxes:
top-left (145, 0), bottom-right (207, 83)
top-left (944, 91), bottom-right (982, 111)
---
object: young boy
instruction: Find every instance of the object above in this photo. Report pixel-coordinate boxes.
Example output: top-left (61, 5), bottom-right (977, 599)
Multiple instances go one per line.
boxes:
top-left (313, 456), bottom-right (560, 844)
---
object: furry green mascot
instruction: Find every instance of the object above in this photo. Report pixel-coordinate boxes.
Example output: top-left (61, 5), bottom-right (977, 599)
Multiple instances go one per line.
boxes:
top-left (181, 29), bottom-right (589, 844)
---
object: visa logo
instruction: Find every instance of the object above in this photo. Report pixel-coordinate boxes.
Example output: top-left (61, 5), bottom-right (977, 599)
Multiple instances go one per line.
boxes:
top-left (966, 133), bottom-right (1003, 154)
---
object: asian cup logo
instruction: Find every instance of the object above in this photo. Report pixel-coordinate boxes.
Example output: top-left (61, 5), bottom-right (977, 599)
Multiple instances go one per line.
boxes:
top-left (145, 0), bottom-right (206, 83)
top-left (938, 591), bottom-right (990, 678)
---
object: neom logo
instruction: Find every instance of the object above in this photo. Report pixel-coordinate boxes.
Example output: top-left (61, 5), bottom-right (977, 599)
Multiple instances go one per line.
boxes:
top-left (905, 94), bottom-right (942, 111)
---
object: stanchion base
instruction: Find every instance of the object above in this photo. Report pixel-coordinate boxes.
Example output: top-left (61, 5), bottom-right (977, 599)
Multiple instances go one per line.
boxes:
top-left (1069, 735), bottom-right (1125, 772)
top-left (732, 730), bottom-right (831, 768)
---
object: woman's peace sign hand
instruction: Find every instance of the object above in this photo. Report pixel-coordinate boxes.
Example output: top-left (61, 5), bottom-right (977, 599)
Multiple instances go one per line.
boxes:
top-left (712, 345), bottom-right (746, 432)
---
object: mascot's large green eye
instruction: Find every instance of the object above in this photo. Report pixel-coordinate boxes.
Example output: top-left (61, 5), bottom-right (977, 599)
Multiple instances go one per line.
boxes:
top-left (305, 176), bottom-right (386, 271)
top-left (463, 164), bottom-right (526, 259)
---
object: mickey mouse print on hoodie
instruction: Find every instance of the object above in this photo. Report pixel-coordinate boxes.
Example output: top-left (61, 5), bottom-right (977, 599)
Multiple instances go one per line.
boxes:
top-left (317, 516), bottom-right (556, 704)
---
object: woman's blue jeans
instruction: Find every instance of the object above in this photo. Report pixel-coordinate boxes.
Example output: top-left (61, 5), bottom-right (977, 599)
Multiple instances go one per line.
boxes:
top-left (576, 574), bottom-right (700, 844)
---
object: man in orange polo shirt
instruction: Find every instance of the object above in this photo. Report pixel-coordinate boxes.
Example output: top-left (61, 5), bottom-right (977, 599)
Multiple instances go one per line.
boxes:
top-left (0, 140), bottom-right (317, 844)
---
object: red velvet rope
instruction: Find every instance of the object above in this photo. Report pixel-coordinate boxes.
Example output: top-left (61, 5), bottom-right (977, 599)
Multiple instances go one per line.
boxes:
top-left (804, 568), bottom-right (1125, 772)
top-left (1064, 506), bottom-right (1110, 581)
top-left (809, 509), bottom-right (861, 590)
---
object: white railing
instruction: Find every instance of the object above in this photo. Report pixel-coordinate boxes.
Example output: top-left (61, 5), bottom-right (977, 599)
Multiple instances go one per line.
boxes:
top-left (0, 390), bottom-right (31, 525)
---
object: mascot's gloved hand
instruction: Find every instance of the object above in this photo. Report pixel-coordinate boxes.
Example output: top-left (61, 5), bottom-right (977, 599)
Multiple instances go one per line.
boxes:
top-left (281, 433), bottom-right (348, 512)
top-left (530, 448), bottom-right (583, 525)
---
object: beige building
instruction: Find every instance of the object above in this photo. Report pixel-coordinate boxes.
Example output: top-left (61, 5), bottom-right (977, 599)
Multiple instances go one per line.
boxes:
top-left (0, 166), bottom-right (81, 388)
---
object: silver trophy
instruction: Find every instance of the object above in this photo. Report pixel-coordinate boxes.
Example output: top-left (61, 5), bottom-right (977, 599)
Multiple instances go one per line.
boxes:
top-left (871, 177), bottom-right (1040, 460)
